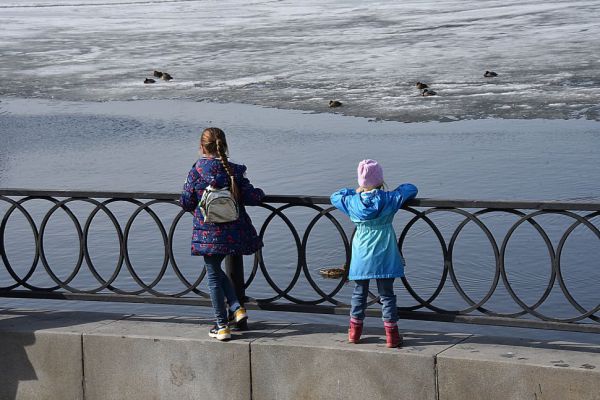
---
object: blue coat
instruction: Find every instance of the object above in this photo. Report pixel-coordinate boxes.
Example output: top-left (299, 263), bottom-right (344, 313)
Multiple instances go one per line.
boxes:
top-left (179, 157), bottom-right (265, 256)
top-left (330, 184), bottom-right (418, 280)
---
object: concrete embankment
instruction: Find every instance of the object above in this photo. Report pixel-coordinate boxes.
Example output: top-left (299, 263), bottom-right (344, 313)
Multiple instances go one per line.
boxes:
top-left (0, 308), bottom-right (598, 400)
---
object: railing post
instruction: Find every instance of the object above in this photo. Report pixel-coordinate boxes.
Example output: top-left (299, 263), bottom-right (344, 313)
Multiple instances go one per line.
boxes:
top-left (225, 254), bottom-right (248, 330)
top-left (225, 254), bottom-right (246, 305)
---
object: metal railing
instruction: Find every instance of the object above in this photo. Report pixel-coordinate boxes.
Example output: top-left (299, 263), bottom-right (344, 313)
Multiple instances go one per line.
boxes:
top-left (0, 189), bottom-right (599, 333)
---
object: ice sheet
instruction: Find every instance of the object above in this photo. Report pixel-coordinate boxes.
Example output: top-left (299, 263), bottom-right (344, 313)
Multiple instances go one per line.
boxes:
top-left (1, 0), bottom-right (599, 122)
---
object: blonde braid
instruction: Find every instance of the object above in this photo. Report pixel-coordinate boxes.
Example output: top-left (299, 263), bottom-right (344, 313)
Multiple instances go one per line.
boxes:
top-left (216, 138), bottom-right (240, 202)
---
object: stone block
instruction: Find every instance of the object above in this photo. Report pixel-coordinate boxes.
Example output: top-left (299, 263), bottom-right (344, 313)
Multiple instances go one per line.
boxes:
top-left (250, 323), bottom-right (468, 400)
top-left (82, 315), bottom-right (286, 400)
top-left (437, 335), bottom-right (600, 400)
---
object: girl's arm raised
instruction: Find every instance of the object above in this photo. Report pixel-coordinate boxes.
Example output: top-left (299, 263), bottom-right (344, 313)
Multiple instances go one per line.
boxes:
top-left (330, 188), bottom-right (356, 216)
top-left (238, 166), bottom-right (265, 206)
top-left (389, 183), bottom-right (418, 210)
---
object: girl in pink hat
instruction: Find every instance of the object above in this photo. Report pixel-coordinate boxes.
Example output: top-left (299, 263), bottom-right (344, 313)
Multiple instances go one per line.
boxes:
top-left (330, 159), bottom-right (417, 348)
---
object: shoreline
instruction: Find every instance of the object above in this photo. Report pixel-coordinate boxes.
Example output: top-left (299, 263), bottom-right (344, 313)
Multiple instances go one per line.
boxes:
top-left (2, 96), bottom-right (600, 127)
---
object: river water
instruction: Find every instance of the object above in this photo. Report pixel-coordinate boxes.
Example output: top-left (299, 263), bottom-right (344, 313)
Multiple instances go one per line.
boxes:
top-left (0, 1), bottom-right (599, 340)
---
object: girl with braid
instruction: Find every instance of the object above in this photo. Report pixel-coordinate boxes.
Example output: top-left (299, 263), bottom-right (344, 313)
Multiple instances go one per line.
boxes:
top-left (179, 127), bottom-right (265, 341)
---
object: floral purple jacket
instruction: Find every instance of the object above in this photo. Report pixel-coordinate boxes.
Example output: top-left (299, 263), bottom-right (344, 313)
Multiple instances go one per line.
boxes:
top-left (179, 157), bottom-right (265, 256)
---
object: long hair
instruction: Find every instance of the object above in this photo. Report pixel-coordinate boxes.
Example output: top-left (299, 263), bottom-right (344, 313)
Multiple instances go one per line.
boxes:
top-left (200, 127), bottom-right (240, 201)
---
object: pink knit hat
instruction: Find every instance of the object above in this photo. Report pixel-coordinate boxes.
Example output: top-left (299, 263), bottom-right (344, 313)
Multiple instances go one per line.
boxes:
top-left (357, 159), bottom-right (384, 188)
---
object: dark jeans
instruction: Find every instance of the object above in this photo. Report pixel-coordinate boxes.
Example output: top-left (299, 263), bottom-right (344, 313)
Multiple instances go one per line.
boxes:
top-left (204, 254), bottom-right (241, 327)
top-left (350, 278), bottom-right (398, 323)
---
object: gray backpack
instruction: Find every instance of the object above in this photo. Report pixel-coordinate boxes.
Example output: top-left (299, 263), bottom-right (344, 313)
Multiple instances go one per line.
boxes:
top-left (199, 186), bottom-right (239, 223)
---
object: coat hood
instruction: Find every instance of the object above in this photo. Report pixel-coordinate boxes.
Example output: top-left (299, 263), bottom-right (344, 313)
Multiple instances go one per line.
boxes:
top-left (352, 190), bottom-right (385, 220)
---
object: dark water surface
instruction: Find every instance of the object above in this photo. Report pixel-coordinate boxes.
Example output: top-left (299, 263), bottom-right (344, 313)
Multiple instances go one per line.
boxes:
top-left (1, 98), bottom-right (599, 342)
top-left (2, 98), bottom-right (600, 198)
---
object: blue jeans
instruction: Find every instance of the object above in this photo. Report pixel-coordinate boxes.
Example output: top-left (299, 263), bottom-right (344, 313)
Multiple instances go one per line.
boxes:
top-left (350, 278), bottom-right (398, 323)
top-left (204, 254), bottom-right (241, 327)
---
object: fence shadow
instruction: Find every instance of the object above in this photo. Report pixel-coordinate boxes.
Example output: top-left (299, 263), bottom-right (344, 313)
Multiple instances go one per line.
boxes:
top-left (0, 309), bottom-right (128, 400)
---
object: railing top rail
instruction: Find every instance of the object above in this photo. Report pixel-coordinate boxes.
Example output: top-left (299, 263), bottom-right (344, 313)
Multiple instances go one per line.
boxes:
top-left (1, 188), bottom-right (600, 211)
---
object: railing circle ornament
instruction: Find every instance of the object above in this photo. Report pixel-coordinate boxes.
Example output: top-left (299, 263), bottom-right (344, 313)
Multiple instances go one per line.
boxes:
top-left (0, 196), bottom-right (41, 291)
top-left (299, 205), bottom-right (351, 306)
top-left (398, 207), bottom-right (449, 313)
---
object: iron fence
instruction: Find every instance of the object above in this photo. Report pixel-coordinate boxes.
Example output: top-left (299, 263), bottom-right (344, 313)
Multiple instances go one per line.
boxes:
top-left (0, 189), bottom-right (599, 333)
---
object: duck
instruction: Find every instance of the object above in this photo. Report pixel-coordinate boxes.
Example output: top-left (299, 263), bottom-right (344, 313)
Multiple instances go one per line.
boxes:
top-left (329, 100), bottom-right (342, 108)
top-left (153, 70), bottom-right (163, 78)
top-left (161, 72), bottom-right (173, 81)
top-left (484, 71), bottom-right (498, 77)
top-left (416, 82), bottom-right (429, 90)
top-left (421, 88), bottom-right (437, 96)
top-left (144, 78), bottom-right (156, 84)
top-left (318, 267), bottom-right (345, 279)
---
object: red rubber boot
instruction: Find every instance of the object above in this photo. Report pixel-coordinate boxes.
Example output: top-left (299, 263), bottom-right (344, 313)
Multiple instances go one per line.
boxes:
top-left (384, 322), bottom-right (403, 348)
top-left (348, 318), bottom-right (363, 344)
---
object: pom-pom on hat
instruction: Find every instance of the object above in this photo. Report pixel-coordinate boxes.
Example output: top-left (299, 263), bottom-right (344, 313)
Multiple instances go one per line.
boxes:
top-left (357, 159), bottom-right (384, 188)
